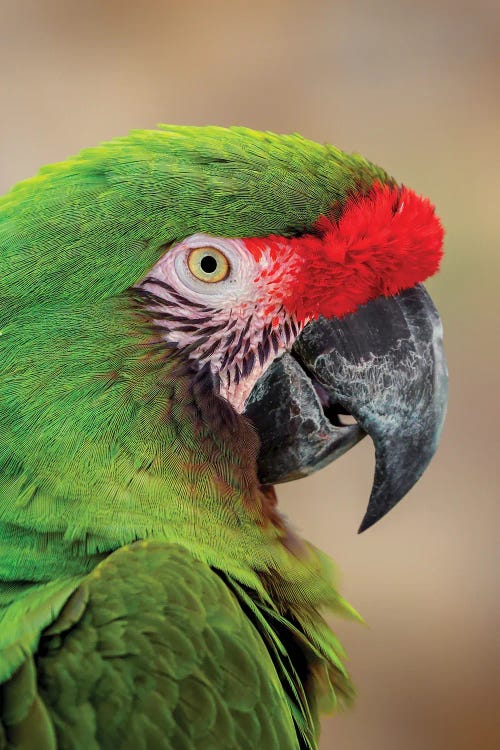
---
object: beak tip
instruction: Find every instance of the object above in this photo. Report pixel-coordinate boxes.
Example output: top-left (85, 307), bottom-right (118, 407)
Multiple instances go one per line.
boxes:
top-left (357, 516), bottom-right (372, 534)
top-left (357, 508), bottom-right (384, 534)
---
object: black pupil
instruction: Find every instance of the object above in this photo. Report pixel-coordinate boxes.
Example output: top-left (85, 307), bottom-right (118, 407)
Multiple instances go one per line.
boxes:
top-left (200, 254), bottom-right (218, 274)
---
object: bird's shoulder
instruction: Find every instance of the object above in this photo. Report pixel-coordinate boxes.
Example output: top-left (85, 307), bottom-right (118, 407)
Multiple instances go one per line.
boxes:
top-left (1, 540), bottom-right (300, 750)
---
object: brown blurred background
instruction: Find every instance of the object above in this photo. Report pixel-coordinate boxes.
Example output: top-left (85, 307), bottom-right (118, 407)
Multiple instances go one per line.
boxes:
top-left (1, 1), bottom-right (498, 748)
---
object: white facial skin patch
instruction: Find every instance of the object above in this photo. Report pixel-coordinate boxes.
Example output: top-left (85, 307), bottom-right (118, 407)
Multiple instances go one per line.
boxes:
top-left (135, 234), bottom-right (303, 413)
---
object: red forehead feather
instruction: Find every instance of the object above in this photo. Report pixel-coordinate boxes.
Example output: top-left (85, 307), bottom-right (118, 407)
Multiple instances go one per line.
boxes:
top-left (245, 181), bottom-right (444, 322)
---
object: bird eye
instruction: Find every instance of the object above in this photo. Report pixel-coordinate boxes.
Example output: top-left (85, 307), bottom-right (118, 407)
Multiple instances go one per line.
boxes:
top-left (187, 247), bottom-right (230, 283)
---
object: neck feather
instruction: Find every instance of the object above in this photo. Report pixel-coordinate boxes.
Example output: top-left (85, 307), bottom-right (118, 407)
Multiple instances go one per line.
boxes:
top-left (0, 296), bottom-right (292, 587)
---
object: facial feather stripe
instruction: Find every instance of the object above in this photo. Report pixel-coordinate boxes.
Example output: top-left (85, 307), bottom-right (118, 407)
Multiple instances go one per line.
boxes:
top-left (135, 274), bottom-right (303, 413)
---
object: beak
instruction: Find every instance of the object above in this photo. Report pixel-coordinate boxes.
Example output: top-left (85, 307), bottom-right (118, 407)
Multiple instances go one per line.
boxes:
top-left (244, 284), bottom-right (448, 532)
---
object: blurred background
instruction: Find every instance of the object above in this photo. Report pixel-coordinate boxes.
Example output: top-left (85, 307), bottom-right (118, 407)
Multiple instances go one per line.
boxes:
top-left (0, 1), bottom-right (498, 747)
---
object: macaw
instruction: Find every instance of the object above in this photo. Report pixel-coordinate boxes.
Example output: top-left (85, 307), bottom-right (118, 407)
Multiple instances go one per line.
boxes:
top-left (0, 126), bottom-right (447, 750)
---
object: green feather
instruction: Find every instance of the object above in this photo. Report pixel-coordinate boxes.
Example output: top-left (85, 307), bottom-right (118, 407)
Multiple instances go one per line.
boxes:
top-left (0, 126), bottom-right (380, 747)
top-left (32, 542), bottom-right (300, 750)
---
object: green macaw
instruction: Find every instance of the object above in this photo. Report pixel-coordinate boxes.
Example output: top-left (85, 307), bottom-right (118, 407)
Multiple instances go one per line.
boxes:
top-left (0, 126), bottom-right (447, 749)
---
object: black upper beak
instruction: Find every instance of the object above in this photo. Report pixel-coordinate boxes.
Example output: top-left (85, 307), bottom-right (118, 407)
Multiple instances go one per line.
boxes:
top-left (244, 284), bottom-right (448, 532)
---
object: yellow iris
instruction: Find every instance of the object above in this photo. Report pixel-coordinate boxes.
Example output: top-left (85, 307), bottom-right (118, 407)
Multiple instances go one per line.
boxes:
top-left (187, 247), bottom-right (230, 283)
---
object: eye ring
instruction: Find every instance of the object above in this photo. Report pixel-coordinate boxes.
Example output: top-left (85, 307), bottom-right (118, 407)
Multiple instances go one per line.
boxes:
top-left (187, 246), bottom-right (230, 283)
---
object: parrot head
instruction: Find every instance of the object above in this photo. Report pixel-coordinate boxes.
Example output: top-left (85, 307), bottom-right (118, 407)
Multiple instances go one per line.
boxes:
top-left (131, 135), bottom-right (446, 532)
top-left (0, 126), bottom-right (447, 561)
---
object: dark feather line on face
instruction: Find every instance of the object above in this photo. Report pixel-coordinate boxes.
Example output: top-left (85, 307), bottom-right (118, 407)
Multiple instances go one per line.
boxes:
top-left (190, 315), bottom-right (218, 325)
top-left (242, 350), bottom-right (255, 377)
top-left (139, 275), bottom-right (172, 292)
top-left (241, 315), bottom-right (253, 339)
top-left (170, 291), bottom-right (206, 309)
top-left (163, 336), bottom-right (205, 359)
top-left (145, 311), bottom-right (177, 321)
top-left (262, 337), bottom-right (271, 362)
top-left (226, 337), bottom-right (243, 367)
top-left (177, 297), bottom-right (209, 311)
top-left (199, 324), bottom-right (227, 337)
top-left (224, 330), bottom-right (237, 348)
top-left (262, 321), bottom-right (273, 341)
top-left (271, 330), bottom-right (280, 355)
top-left (188, 335), bottom-right (209, 351)
top-left (201, 337), bottom-right (221, 359)
top-left (257, 342), bottom-right (266, 367)
top-left (154, 313), bottom-right (214, 325)
top-left (220, 347), bottom-right (231, 369)
top-left (174, 324), bottom-right (202, 333)
top-left (131, 287), bottom-right (166, 308)
top-left (241, 357), bottom-right (251, 378)
top-left (144, 277), bottom-right (209, 310)
top-left (227, 315), bottom-right (253, 366)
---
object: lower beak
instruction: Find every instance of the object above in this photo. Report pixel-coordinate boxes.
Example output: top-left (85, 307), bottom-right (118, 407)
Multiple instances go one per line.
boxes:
top-left (244, 284), bottom-right (448, 532)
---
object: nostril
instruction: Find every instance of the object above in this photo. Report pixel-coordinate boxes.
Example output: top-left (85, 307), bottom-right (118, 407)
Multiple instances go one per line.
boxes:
top-left (311, 379), bottom-right (358, 428)
top-left (322, 402), bottom-right (358, 428)
top-left (311, 379), bottom-right (330, 409)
